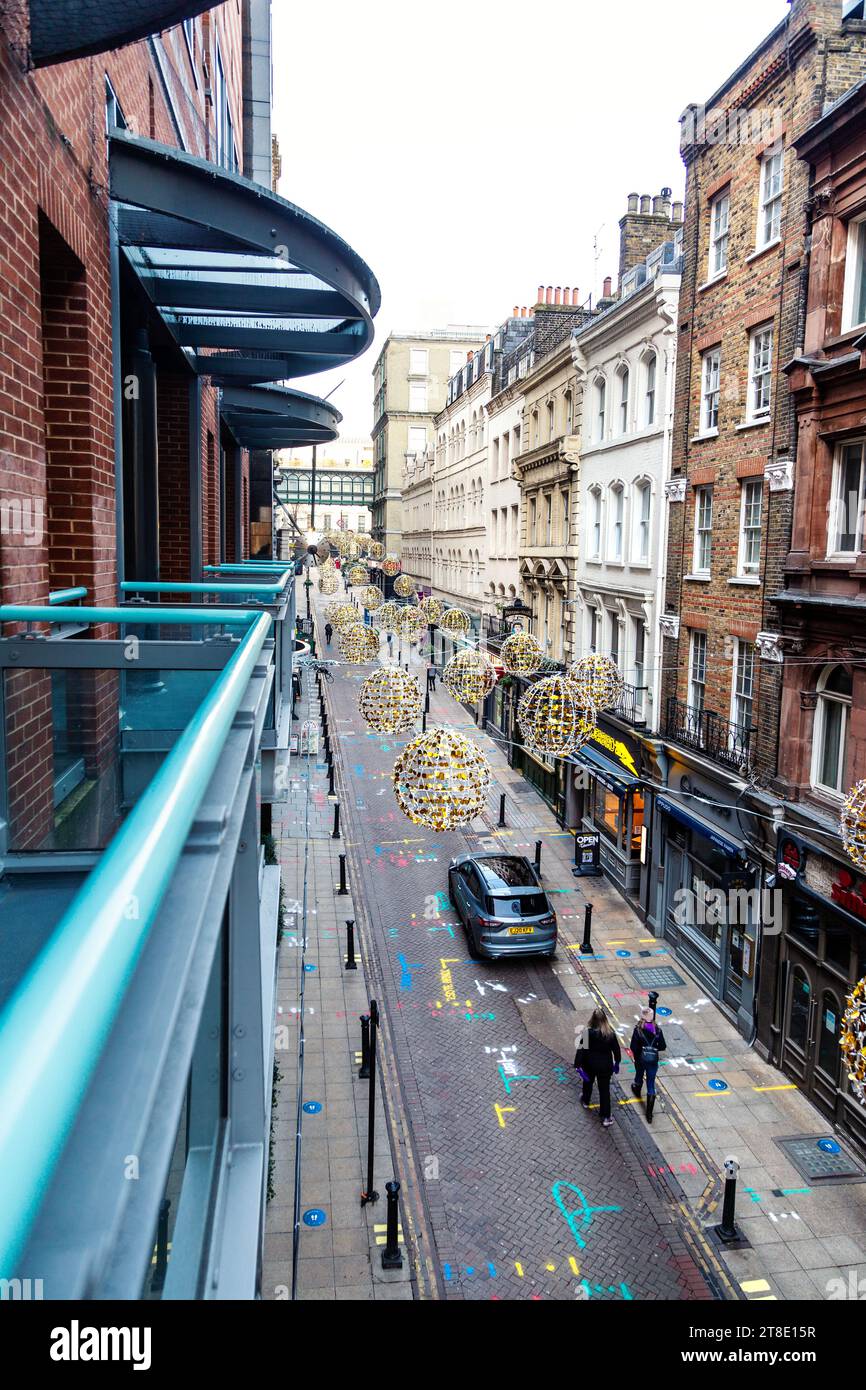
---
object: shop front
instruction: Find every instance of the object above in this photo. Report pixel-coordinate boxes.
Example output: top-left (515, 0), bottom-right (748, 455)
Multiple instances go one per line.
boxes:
top-left (769, 831), bottom-right (866, 1154)
top-left (569, 721), bottom-right (646, 900)
top-left (513, 738), bottom-right (567, 822)
top-left (654, 761), bottom-right (755, 1036)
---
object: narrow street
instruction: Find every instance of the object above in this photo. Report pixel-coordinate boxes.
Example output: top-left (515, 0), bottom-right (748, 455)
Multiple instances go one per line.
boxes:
top-left (313, 589), bottom-right (719, 1300)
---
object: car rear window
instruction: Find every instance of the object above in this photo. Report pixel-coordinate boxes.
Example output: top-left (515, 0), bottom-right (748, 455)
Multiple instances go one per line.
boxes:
top-left (487, 893), bottom-right (549, 918)
top-left (478, 856), bottom-right (537, 890)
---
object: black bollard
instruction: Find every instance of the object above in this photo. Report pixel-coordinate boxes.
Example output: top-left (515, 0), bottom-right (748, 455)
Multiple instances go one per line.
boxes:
top-left (328, 763), bottom-right (336, 798)
top-left (422, 712), bottom-right (427, 733)
top-left (425, 691), bottom-right (430, 714)
top-left (716, 1157), bottom-right (741, 1242)
top-left (332, 801), bottom-right (341, 839)
top-left (381, 1181), bottom-right (403, 1270)
top-left (338, 853), bottom-right (348, 896)
top-left (359, 1014), bottom-right (371, 1079)
top-left (534, 840), bottom-right (542, 873)
top-left (580, 902), bottom-right (594, 954)
top-left (345, 919), bottom-right (357, 970)
top-left (498, 793), bottom-right (507, 828)
top-left (361, 1000), bottom-right (380, 1206)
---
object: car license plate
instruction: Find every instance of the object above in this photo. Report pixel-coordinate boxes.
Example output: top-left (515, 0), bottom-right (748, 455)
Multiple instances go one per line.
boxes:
top-left (508, 926), bottom-right (534, 936)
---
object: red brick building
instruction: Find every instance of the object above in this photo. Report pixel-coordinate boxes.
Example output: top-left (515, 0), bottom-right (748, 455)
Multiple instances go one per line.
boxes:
top-left (655, 0), bottom-right (866, 1039)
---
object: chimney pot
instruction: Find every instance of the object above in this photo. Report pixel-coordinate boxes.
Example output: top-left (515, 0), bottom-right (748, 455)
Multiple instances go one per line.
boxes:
top-left (652, 196), bottom-right (663, 215)
top-left (672, 201), bottom-right (684, 222)
top-left (537, 285), bottom-right (545, 303)
top-left (466, 351), bottom-right (473, 362)
top-left (554, 286), bottom-right (562, 305)
top-left (546, 285), bottom-right (553, 303)
top-left (513, 305), bottom-right (519, 317)
top-left (521, 306), bottom-right (527, 317)
top-left (563, 286), bottom-right (571, 304)
top-left (603, 276), bottom-right (612, 298)
top-left (640, 195), bottom-right (651, 214)
top-left (627, 192), bottom-right (639, 212)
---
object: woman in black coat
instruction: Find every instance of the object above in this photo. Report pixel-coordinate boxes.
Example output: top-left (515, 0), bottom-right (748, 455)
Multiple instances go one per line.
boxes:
top-left (574, 1008), bottom-right (622, 1128)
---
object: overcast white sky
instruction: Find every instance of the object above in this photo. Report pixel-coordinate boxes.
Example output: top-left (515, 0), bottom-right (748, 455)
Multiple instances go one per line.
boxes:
top-left (272, 0), bottom-right (787, 442)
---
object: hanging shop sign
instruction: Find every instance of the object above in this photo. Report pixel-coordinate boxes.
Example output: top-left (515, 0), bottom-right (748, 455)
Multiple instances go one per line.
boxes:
top-left (589, 723), bottom-right (640, 778)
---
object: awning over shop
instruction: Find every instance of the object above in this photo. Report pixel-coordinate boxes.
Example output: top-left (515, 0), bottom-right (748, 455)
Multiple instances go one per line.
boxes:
top-left (657, 796), bottom-right (742, 858)
top-left (29, 0), bottom-right (215, 67)
top-left (220, 384), bottom-right (341, 450)
top-left (570, 745), bottom-right (641, 797)
top-left (109, 131), bottom-right (380, 384)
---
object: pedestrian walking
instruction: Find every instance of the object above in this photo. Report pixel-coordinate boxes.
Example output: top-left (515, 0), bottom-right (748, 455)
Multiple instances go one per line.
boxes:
top-left (386, 632), bottom-right (393, 655)
top-left (629, 1007), bottom-right (666, 1124)
top-left (324, 622), bottom-right (333, 646)
top-left (427, 662), bottom-right (437, 692)
top-left (574, 1007), bottom-right (621, 1128)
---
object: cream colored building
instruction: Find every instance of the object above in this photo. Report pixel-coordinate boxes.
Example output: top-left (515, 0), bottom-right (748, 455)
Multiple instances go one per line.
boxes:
top-left (274, 437), bottom-right (373, 544)
top-left (371, 328), bottom-right (487, 556)
top-left (430, 341), bottom-right (494, 619)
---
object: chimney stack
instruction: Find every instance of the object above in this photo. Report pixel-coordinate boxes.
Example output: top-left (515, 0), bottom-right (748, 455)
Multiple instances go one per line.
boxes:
top-left (673, 200), bottom-right (684, 222)
top-left (603, 276), bottom-right (612, 298)
top-left (619, 187), bottom-right (685, 286)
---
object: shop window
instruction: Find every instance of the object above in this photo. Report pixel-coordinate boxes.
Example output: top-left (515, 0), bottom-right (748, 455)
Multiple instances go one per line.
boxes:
top-left (824, 922), bottom-right (851, 974)
top-left (817, 992), bottom-right (841, 1078)
top-left (594, 780), bottom-right (622, 842)
top-left (789, 967), bottom-right (811, 1050)
top-left (631, 791), bottom-right (645, 853)
top-left (788, 899), bottom-right (820, 951)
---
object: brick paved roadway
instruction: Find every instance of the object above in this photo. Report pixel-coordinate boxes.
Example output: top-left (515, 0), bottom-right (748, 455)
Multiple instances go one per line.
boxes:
top-left (319, 606), bottom-right (716, 1301)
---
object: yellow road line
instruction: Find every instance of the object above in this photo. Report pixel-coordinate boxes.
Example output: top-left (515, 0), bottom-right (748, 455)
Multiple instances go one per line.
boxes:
top-left (753, 1084), bottom-right (797, 1092)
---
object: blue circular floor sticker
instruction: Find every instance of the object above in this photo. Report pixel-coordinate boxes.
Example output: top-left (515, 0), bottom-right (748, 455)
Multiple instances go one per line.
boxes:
top-left (303, 1208), bottom-right (327, 1227)
top-left (303, 963), bottom-right (317, 973)
top-left (657, 1006), bottom-right (672, 1017)
top-left (818, 1138), bottom-right (841, 1154)
top-left (302, 1101), bottom-right (322, 1115)
top-left (616, 949), bottom-right (631, 958)
top-left (708, 1078), bottom-right (728, 1091)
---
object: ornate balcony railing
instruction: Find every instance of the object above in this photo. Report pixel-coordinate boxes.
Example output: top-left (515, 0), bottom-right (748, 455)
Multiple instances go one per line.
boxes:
top-left (614, 683), bottom-right (649, 727)
top-left (664, 696), bottom-right (755, 772)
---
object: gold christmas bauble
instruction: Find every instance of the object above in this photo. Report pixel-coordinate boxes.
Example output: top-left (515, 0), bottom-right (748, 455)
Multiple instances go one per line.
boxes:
top-left (443, 648), bottom-right (498, 704)
top-left (396, 605), bottom-right (427, 642)
top-left (368, 541), bottom-right (385, 561)
top-left (567, 654), bottom-right (624, 712)
top-left (842, 780), bottom-right (866, 872)
top-left (440, 608), bottom-right (471, 636)
top-left (517, 677), bottom-right (596, 757)
top-left (325, 600), bottom-right (358, 631)
top-left (841, 975), bottom-right (866, 1107)
top-left (419, 596), bottom-right (443, 625)
top-left (339, 623), bottom-right (381, 664)
top-left (362, 586), bottom-right (384, 612)
top-left (316, 539), bottom-right (331, 560)
top-left (394, 574), bottom-right (417, 598)
top-left (393, 727), bottom-right (492, 831)
top-left (501, 631), bottom-right (544, 675)
top-left (381, 554), bottom-right (402, 577)
top-left (359, 666), bottom-right (423, 734)
top-left (348, 564), bottom-right (370, 586)
top-left (374, 601), bottom-right (400, 633)
top-left (319, 571), bottom-right (340, 595)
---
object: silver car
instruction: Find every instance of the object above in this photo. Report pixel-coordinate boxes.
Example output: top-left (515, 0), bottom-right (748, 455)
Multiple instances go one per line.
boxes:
top-left (447, 853), bottom-right (557, 960)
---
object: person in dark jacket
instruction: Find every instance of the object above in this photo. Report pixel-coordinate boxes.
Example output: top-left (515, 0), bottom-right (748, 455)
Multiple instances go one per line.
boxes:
top-left (324, 622), bottom-right (333, 646)
top-left (574, 1007), bottom-right (622, 1127)
top-left (630, 1007), bottom-right (667, 1124)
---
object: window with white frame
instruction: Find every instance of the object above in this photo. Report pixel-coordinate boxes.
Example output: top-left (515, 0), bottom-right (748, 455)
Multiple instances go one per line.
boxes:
top-left (449, 350), bottom-right (465, 374)
top-left (633, 619), bottom-right (645, 692)
top-left (565, 390), bottom-right (574, 433)
top-left (409, 382), bottom-right (427, 411)
top-left (811, 665), bottom-right (853, 796)
top-left (410, 348), bottom-right (428, 375)
top-left (709, 190), bottom-right (730, 278)
top-left (547, 400), bottom-right (556, 441)
top-left (609, 612), bottom-right (620, 664)
top-left (530, 496), bottom-right (537, 545)
top-left (700, 348), bottom-right (720, 433)
top-left (588, 606), bottom-right (598, 652)
top-left (633, 480), bottom-right (651, 562)
top-left (502, 432), bottom-right (510, 475)
top-left (595, 378), bottom-right (606, 442)
top-left (747, 323), bottom-right (773, 421)
top-left (589, 488), bottom-right (602, 559)
top-left (545, 493), bottom-right (553, 546)
top-left (531, 410), bottom-right (539, 446)
top-left (561, 489), bottom-right (570, 545)
top-left (738, 478), bottom-right (763, 574)
top-left (732, 641), bottom-right (756, 734)
top-left (689, 630), bottom-right (707, 715)
top-left (408, 426), bottom-right (427, 456)
top-left (105, 77), bottom-right (127, 132)
top-left (757, 147), bottom-right (783, 248)
top-left (830, 438), bottom-right (866, 554)
top-left (214, 45), bottom-right (237, 172)
top-left (609, 483), bottom-right (624, 561)
top-left (618, 367), bottom-right (630, 434)
top-left (843, 216), bottom-right (866, 331)
top-left (694, 485), bottom-right (713, 573)
top-left (644, 354), bottom-right (657, 426)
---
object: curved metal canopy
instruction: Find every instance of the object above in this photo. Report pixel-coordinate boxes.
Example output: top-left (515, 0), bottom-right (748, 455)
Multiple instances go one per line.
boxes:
top-left (221, 384), bottom-right (341, 450)
top-left (109, 131), bottom-right (380, 384)
top-left (29, 0), bottom-right (215, 67)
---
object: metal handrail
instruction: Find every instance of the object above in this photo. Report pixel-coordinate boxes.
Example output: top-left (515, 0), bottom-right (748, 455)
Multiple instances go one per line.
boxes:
top-left (48, 587), bottom-right (88, 606)
top-left (0, 604), bottom-right (256, 628)
top-left (0, 605), bottom-right (273, 1271)
top-left (121, 575), bottom-right (291, 597)
top-left (204, 564), bottom-right (292, 575)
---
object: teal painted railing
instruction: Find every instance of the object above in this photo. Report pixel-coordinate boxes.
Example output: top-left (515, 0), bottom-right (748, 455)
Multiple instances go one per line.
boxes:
top-left (0, 605), bottom-right (273, 1271)
top-left (121, 576), bottom-right (291, 597)
top-left (48, 587), bottom-right (88, 605)
top-left (204, 564), bottom-right (293, 575)
top-left (0, 604), bottom-right (256, 628)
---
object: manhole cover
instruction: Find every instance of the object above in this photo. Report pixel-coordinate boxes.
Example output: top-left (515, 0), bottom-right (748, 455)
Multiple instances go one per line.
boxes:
top-left (630, 965), bottom-right (686, 989)
top-left (777, 1135), bottom-right (865, 1184)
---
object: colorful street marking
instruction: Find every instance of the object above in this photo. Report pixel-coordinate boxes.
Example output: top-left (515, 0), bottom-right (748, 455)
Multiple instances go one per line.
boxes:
top-left (552, 1182), bottom-right (623, 1251)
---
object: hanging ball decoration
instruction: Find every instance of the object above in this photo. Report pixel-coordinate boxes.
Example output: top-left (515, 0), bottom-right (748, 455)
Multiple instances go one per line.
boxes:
top-left (517, 677), bottom-right (596, 758)
top-left (380, 554), bottom-right (402, 577)
top-left (316, 539), bottom-right (331, 560)
top-left (319, 556), bottom-right (336, 572)
top-left (440, 607), bottom-right (471, 636)
top-left (567, 654), bottom-right (624, 713)
top-left (339, 623), bottom-right (381, 664)
top-left (319, 571), bottom-right (340, 596)
top-left (443, 649), bottom-right (498, 704)
top-left (501, 630), bottom-right (544, 675)
top-left (394, 574), bottom-right (417, 598)
top-left (396, 605), bottom-right (428, 642)
top-left (362, 586), bottom-right (384, 612)
top-left (356, 534), bottom-right (371, 554)
top-left (393, 727), bottom-right (492, 831)
top-left (841, 977), bottom-right (866, 1107)
top-left (359, 666), bottom-right (423, 734)
top-left (368, 541), bottom-right (385, 561)
top-left (348, 564), bottom-right (370, 586)
top-left (842, 781), bottom-right (866, 872)
top-left (326, 600), bottom-right (358, 631)
top-left (419, 596), bottom-right (443, 625)
top-left (374, 601), bottom-right (400, 633)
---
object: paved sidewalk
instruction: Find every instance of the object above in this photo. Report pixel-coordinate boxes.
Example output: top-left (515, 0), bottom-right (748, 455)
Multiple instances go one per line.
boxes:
top-left (262, 662), bottom-right (413, 1302)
